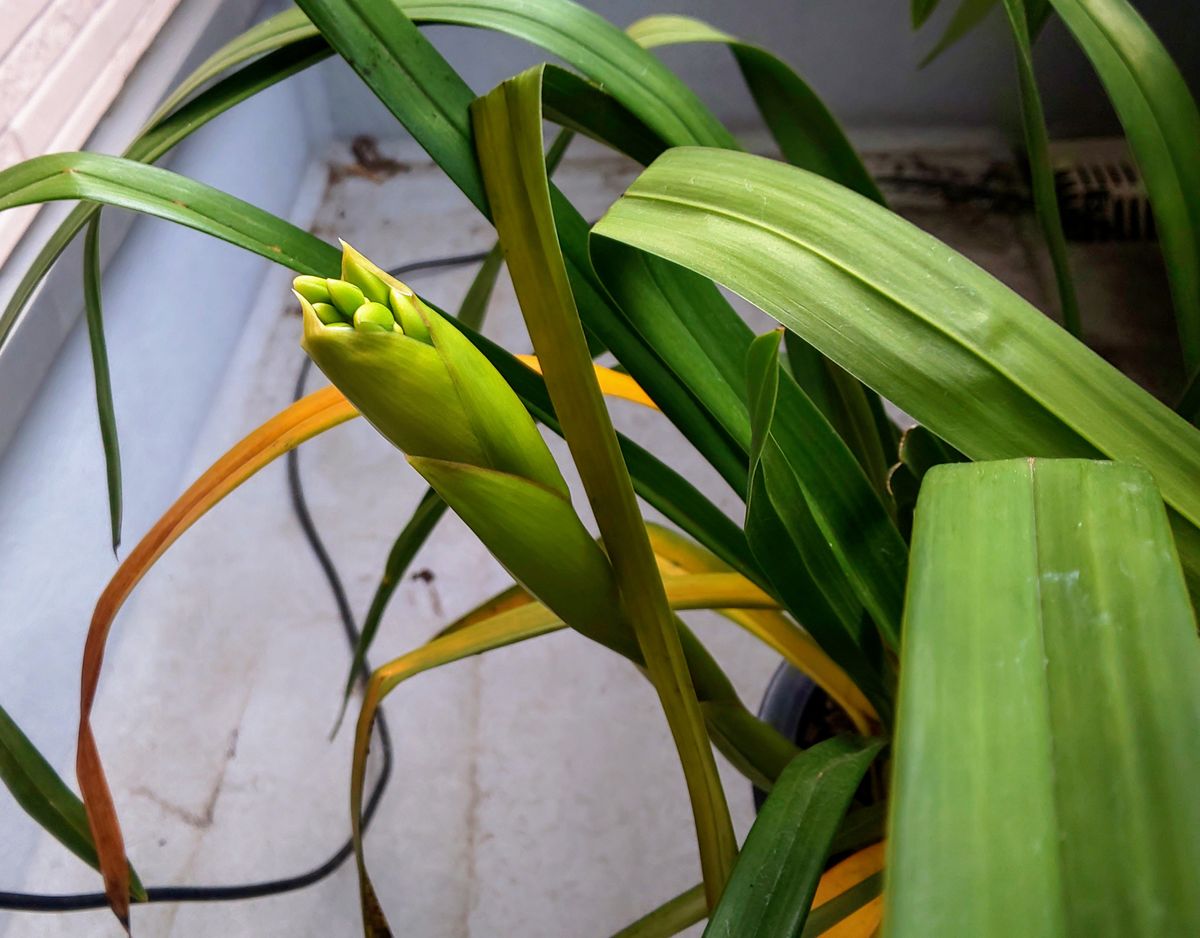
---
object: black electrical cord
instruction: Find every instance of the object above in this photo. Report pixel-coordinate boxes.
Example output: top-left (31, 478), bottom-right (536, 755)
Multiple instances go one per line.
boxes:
top-left (1, 250), bottom-right (490, 916)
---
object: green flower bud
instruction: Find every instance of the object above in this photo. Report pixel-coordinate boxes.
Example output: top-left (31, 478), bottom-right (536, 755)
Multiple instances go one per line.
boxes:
top-left (297, 243), bottom-right (566, 495)
top-left (341, 246), bottom-right (391, 304)
top-left (294, 275), bottom-right (331, 305)
top-left (327, 280), bottom-right (366, 319)
top-left (353, 301), bottom-right (396, 333)
top-left (298, 244), bottom-right (628, 676)
top-left (311, 302), bottom-right (344, 325)
top-left (409, 457), bottom-right (631, 656)
top-left (324, 321), bottom-right (354, 331)
top-left (389, 286), bottom-right (432, 344)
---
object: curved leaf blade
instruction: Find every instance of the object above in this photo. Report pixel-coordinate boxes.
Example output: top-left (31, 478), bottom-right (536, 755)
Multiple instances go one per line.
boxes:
top-left (472, 64), bottom-right (736, 908)
top-left (589, 148), bottom-right (1200, 588)
top-left (703, 737), bottom-right (883, 938)
top-left (0, 153), bottom-right (340, 275)
top-left (403, 0), bottom-right (734, 149)
top-left (628, 14), bottom-right (883, 204)
top-left (1048, 0), bottom-right (1200, 368)
top-left (82, 217), bottom-right (122, 552)
top-left (1001, 0), bottom-right (1081, 336)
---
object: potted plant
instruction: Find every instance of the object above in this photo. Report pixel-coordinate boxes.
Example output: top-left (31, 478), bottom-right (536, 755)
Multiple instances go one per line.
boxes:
top-left (1, 0), bottom-right (1198, 935)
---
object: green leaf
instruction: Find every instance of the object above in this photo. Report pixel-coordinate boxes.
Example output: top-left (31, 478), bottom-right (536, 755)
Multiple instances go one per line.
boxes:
top-left (799, 871), bottom-right (883, 937)
top-left (144, 6), bottom-right (320, 127)
top-left (339, 488), bottom-right (446, 721)
top-left (82, 216), bottom-right (122, 552)
top-left (743, 332), bottom-right (893, 719)
top-left (784, 331), bottom-right (893, 502)
top-left (885, 458), bottom-right (1200, 936)
top-left (1002, 0), bottom-right (1081, 337)
top-left (540, 65), bottom-right (666, 167)
top-left (589, 147), bottom-right (1200, 591)
top-left (912, 0), bottom-right (943, 27)
top-left (703, 736), bottom-right (883, 938)
top-left (0, 704), bottom-right (144, 900)
top-left (592, 265), bottom-right (909, 649)
top-left (0, 152), bottom-right (340, 275)
top-left (628, 14), bottom-right (883, 204)
top-left (402, 0), bottom-right (734, 149)
top-left (613, 886), bottom-right (705, 938)
top-left (472, 63), bottom-right (736, 908)
top-left (1048, 0), bottom-right (1200, 368)
top-left (920, 0), bottom-right (1000, 66)
top-left (628, 14), bottom-right (899, 487)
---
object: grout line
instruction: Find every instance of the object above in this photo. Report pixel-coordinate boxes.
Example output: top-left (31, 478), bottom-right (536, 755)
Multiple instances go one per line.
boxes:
top-left (461, 655), bottom-right (484, 938)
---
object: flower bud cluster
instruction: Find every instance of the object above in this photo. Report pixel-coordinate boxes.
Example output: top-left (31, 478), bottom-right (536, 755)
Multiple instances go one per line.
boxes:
top-left (293, 255), bottom-right (432, 342)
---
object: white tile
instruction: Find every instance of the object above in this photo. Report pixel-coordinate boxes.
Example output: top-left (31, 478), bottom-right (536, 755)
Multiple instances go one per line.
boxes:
top-left (11, 0), bottom-right (182, 156)
top-left (0, 0), bottom-right (48, 61)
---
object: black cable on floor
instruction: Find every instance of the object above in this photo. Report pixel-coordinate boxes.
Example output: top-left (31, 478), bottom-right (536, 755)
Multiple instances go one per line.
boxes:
top-left (1, 250), bottom-right (489, 915)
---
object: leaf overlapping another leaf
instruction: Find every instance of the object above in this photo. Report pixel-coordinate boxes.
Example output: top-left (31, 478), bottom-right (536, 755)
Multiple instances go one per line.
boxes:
top-left (590, 148), bottom-right (1200, 591)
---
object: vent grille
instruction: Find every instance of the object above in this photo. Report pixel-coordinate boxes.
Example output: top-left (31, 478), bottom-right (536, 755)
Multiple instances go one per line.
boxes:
top-left (1050, 138), bottom-right (1154, 242)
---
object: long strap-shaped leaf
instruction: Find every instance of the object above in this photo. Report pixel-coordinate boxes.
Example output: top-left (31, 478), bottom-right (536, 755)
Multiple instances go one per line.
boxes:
top-left (81, 217), bottom-right (122, 551)
top-left (1048, 0), bottom-right (1200, 369)
top-left (589, 148), bottom-right (1200, 590)
top-left (1, 704), bottom-right (144, 901)
top-left (628, 14), bottom-right (897, 491)
top-left (885, 458), bottom-right (1200, 936)
top-left (1001, 0), bottom-right (1081, 337)
top-left (627, 14), bottom-right (883, 205)
top-left (0, 153), bottom-right (341, 275)
top-left (472, 64), bottom-right (736, 908)
top-left (401, 0), bottom-right (734, 149)
top-left (744, 332), bottom-right (894, 720)
top-left (703, 737), bottom-right (882, 938)
top-left (76, 384), bottom-right (354, 925)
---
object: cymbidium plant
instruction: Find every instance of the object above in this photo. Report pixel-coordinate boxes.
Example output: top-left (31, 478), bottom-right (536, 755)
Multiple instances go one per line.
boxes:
top-left (2, 0), bottom-right (1200, 936)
